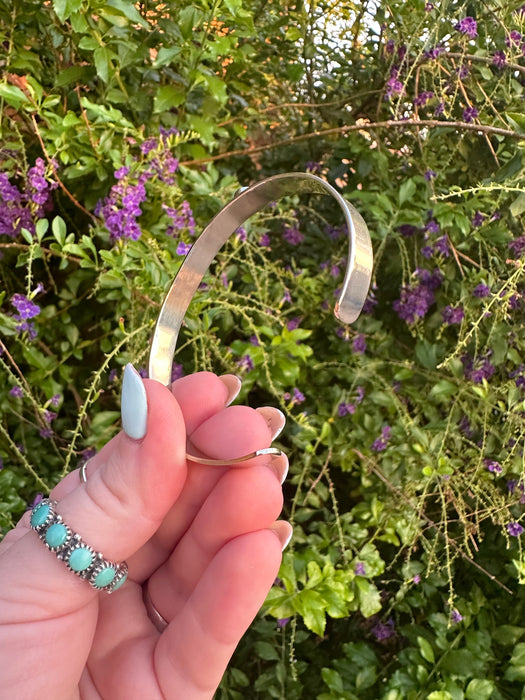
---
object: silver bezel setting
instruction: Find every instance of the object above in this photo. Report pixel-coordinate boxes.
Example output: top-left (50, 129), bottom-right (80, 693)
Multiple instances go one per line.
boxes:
top-left (30, 498), bottom-right (128, 594)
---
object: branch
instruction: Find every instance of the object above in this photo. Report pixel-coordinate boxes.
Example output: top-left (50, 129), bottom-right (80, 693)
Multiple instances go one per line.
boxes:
top-left (180, 118), bottom-right (522, 167)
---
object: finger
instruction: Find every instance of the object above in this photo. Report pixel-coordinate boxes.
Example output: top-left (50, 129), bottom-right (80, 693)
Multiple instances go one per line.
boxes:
top-left (148, 463), bottom-right (284, 621)
top-left (0, 366), bottom-right (186, 617)
top-left (155, 528), bottom-right (287, 700)
top-left (145, 405), bottom-right (282, 569)
top-left (51, 371), bottom-right (239, 503)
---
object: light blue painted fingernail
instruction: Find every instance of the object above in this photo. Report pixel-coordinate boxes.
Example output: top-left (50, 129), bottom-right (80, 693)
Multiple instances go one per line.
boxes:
top-left (121, 363), bottom-right (148, 440)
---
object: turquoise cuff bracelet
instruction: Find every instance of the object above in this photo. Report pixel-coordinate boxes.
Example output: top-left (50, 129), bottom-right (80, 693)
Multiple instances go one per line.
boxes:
top-left (30, 498), bottom-right (128, 594)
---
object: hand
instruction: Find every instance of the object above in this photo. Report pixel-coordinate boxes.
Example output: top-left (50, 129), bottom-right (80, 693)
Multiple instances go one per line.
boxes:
top-left (0, 368), bottom-right (291, 700)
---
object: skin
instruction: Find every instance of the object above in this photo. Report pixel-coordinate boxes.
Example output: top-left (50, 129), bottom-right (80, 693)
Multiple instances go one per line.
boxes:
top-left (0, 372), bottom-right (291, 700)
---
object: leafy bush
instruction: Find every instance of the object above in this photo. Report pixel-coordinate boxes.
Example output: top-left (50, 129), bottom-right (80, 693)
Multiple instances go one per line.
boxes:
top-left (2, 0), bottom-right (525, 696)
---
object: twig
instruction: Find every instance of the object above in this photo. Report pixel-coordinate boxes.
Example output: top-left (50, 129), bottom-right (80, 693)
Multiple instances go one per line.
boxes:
top-left (353, 448), bottom-right (514, 595)
top-left (180, 118), bottom-right (522, 167)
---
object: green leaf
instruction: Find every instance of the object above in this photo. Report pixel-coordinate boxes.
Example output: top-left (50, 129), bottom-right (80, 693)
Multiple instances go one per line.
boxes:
top-left (255, 641), bottom-right (280, 661)
top-left (106, 0), bottom-right (149, 27)
top-left (465, 679), bottom-right (494, 700)
top-left (53, 0), bottom-right (82, 22)
top-left (154, 85), bottom-right (186, 113)
top-left (506, 111), bottom-right (525, 134)
top-left (0, 83), bottom-right (29, 108)
top-left (94, 47), bottom-right (112, 84)
top-left (52, 216), bottom-right (67, 247)
top-left (418, 636), bottom-right (435, 664)
top-left (399, 178), bottom-right (417, 205)
top-left (321, 668), bottom-right (344, 693)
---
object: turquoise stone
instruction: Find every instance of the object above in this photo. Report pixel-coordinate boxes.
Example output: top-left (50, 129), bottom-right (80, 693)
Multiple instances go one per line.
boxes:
top-left (69, 547), bottom-right (93, 572)
top-left (93, 566), bottom-right (116, 588)
top-left (30, 503), bottom-right (50, 528)
top-left (45, 522), bottom-right (67, 548)
top-left (112, 572), bottom-right (128, 591)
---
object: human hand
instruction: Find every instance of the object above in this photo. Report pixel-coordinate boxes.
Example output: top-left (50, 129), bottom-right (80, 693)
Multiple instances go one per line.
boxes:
top-left (0, 367), bottom-right (291, 700)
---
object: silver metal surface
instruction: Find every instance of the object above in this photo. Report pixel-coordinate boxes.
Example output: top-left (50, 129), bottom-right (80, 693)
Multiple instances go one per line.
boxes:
top-left (148, 173), bottom-right (373, 467)
top-left (149, 172), bottom-right (373, 385)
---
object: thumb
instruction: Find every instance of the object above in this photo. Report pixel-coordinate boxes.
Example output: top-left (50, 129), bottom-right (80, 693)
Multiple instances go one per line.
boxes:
top-left (1, 364), bottom-right (187, 613)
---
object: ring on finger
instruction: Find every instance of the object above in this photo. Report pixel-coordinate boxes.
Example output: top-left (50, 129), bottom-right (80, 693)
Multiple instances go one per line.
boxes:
top-left (143, 582), bottom-right (169, 632)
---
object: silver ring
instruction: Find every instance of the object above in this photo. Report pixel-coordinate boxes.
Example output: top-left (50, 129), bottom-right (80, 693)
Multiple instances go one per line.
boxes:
top-left (30, 498), bottom-right (128, 594)
top-left (79, 459), bottom-right (90, 483)
top-left (143, 583), bottom-right (169, 632)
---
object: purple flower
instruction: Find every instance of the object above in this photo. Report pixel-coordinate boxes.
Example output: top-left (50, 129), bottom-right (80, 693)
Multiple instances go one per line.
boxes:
top-left (139, 138), bottom-right (158, 155)
top-left (164, 201), bottom-right (196, 237)
top-left (442, 305), bottom-right (464, 325)
top-left (471, 211), bottom-right (485, 227)
top-left (451, 609), bottom-right (463, 623)
top-left (287, 317), bottom-right (302, 331)
top-left (176, 241), bottom-right (192, 256)
top-left (277, 617), bottom-right (290, 628)
top-left (386, 77), bottom-right (404, 99)
top-left (236, 355), bottom-right (254, 372)
top-left (425, 220), bottom-right (440, 235)
top-left (114, 166), bottom-right (130, 179)
top-left (509, 236), bottom-right (525, 257)
top-left (508, 522), bottom-right (524, 537)
top-left (484, 459), bottom-right (502, 474)
top-left (352, 334), bottom-right (367, 354)
top-left (171, 362), bottom-right (184, 383)
top-left (473, 283), bottom-right (490, 298)
top-left (50, 394), bottom-right (61, 408)
top-left (385, 39), bottom-right (395, 54)
top-left (397, 224), bottom-right (419, 237)
top-left (463, 107), bottom-right (479, 123)
top-left (413, 91), bottom-right (434, 106)
top-left (236, 226), bottom-right (247, 242)
top-left (338, 402), bottom-right (355, 416)
top-left (425, 45), bottom-right (443, 59)
top-left (283, 225), bottom-right (304, 245)
top-left (393, 268), bottom-right (443, 324)
top-left (372, 426), bottom-right (392, 452)
top-left (354, 562), bottom-right (366, 576)
top-left (434, 101), bottom-right (445, 116)
top-left (11, 293), bottom-right (40, 320)
top-left (413, 574), bottom-right (421, 584)
top-left (9, 386), bottom-right (23, 398)
top-left (424, 169), bottom-right (437, 180)
top-left (305, 161), bottom-right (322, 174)
top-left (456, 17), bottom-right (477, 38)
top-left (372, 618), bottom-right (395, 641)
top-left (462, 354), bottom-right (495, 384)
top-left (506, 31), bottom-right (522, 47)
top-left (259, 233), bottom-right (271, 248)
top-left (433, 235), bottom-right (450, 257)
top-left (492, 51), bottom-right (507, 69)
top-left (293, 387), bottom-right (305, 404)
top-left (425, 2), bottom-right (434, 10)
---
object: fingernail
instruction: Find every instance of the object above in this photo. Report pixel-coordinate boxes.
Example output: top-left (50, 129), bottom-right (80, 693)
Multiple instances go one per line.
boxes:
top-left (218, 374), bottom-right (242, 406)
top-left (269, 452), bottom-right (289, 485)
top-left (256, 407), bottom-right (286, 440)
top-left (121, 363), bottom-right (148, 440)
top-left (270, 521), bottom-right (293, 551)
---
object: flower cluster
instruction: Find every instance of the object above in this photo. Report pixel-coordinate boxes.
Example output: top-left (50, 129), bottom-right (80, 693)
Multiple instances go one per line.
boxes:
top-left (0, 159), bottom-right (57, 238)
top-left (95, 129), bottom-right (194, 243)
top-left (393, 268), bottom-right (443, 323)
top-left (10, 292), bottom-right (41, 339)
top-left (372, 425), bottom-right (392, 452)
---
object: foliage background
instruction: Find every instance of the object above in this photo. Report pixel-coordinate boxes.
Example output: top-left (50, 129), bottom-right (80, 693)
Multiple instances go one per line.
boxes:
top-left (2, 0), bottom-right (525, 697)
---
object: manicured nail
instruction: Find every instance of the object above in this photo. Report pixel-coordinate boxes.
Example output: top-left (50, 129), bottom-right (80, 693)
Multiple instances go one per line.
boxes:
top-left (121, 363), bottom-right (148, 440)
top-left (269, 452), bottom-right (289, 485)
top-left (270, 521), bottom-right (293, 551)
top-left (256, 407), bottom-right (286, 441)
top-left (218, 374), bottom-right (242, 406)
